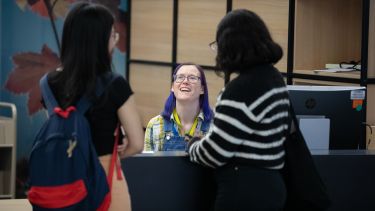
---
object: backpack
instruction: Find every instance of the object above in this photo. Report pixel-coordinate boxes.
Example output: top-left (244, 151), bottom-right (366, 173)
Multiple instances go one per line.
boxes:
top-left (27, 72), bottom-right (119, 211)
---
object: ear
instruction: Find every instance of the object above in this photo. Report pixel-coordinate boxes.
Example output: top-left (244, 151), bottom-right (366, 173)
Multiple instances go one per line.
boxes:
top-left (171, 86), bottom-right (174, 92)
top-left (200, 86), bottom-right (204, 95)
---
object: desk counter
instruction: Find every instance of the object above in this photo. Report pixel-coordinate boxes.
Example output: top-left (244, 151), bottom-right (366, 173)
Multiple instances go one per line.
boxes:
top-left (122, 150), bottom-right (375, 211)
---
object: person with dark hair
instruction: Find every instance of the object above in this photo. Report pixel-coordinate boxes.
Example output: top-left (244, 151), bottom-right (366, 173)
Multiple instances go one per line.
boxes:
top-left (45, 2), bottom-right (144, 210)
top-left (144, 63), bottom-right (213, 151)
top-left (188, 9), bottom-right (289, 210)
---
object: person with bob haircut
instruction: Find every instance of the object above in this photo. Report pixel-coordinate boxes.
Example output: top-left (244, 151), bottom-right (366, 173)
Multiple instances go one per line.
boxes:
top-left (187, 9), bottom-right (290, 210)
top-left (42, 2), bottom-right (144, 210)
top-left (144, 63), bottom-right (213, 151)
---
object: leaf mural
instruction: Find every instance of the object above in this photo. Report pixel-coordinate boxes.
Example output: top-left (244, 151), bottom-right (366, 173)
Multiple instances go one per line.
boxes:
top-left (15, 0), bottom-right (74, 19)
top-left (115, 10), bottom-right (127, 53)
top-left (16, 0), bottom-right (127, 52)
top-left (30, 0), bottom-right (49, 17)
top-left (46, 0), bottom-right (75, 19)
top-left (15, 0), bottom-right (28, 10)
top-left (7, 0), bottom-right (127, 116)
top-left (4, 45), bottom-right (60, 115)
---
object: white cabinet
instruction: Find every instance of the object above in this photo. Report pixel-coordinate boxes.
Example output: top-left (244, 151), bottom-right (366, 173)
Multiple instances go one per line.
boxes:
top-left (0, 102), bottom-right (17, 199)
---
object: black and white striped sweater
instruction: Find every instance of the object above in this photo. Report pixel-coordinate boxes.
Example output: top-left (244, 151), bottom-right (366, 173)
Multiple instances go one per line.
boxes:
top-left (188, 64), bottom-right (290, 170)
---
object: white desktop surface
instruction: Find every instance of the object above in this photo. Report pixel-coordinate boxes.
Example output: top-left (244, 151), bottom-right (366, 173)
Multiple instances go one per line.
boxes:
top-left (0, 199), bottom-right (32, 211)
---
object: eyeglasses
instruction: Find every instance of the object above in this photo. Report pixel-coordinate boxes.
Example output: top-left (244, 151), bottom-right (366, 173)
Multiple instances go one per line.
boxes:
top-left (209, 41), bottom-right (217, 51)
top-left (173, 74), bottom-right (201, 84)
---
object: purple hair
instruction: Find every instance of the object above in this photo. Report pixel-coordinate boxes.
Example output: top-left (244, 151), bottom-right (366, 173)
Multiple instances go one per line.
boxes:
top-left (161, 63), bottom-right (213, 122)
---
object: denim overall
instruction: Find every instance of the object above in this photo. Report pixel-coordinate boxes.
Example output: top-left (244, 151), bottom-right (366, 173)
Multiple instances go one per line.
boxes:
top-left (161, 118), bottom-right (210, 151)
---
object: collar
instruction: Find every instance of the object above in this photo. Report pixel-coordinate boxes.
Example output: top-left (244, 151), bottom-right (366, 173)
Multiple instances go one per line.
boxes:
top-left (169, 110), bottom-right (205, 122)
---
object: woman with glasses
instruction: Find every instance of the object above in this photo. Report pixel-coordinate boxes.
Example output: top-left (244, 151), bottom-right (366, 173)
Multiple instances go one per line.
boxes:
top-left (144, 63), bottom-right (213, 151)
top-left (187, 9), bottom-right (289, 211)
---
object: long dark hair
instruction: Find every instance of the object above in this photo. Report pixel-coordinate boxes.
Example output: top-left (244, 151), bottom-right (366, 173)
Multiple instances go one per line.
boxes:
top-left (50, 2), bottom-right (114, 107)
top-left (215, 9), bottom-right (283, 77)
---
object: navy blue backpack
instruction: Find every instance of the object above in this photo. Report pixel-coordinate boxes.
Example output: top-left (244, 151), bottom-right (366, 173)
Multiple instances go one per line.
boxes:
top-left (27, 73), bottom-right (119, 211)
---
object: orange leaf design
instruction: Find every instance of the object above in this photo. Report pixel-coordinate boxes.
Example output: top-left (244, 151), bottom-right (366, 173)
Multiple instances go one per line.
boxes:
top-left (30, 0), bottom-right (49, 18)
top-left (29, 0), bottom-right (73, 19)
top-left (50, 0), bottom-right (73, 18)
top-left (15, 0), bottom-right (28, 10)
top-left (4, 44), bottom-right (60, 115)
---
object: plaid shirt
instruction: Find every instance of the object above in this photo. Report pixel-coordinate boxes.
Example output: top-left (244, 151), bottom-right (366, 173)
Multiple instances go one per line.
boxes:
top-left (144, 111), bottom-right (206, 152)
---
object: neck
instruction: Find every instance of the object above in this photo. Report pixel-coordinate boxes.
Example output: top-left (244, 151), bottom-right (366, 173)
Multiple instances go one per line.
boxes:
top-left (175, 101), bottom-right (200, 125)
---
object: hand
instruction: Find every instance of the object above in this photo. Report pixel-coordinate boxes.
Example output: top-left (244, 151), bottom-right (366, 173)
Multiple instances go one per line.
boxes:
top-left (184, 135), bottom-right (193, 142)
top-left (186, 136), bottom-right (202, 152)
top-left (117, 136), bottom-right (128, 159)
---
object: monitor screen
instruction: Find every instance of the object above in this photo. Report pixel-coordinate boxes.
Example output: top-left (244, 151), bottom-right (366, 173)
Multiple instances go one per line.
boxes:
top-left (287, 85), bottom-right (366, 150)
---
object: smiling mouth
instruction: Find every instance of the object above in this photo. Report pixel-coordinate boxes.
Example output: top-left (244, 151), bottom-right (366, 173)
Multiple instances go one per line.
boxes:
top-left (180, 87), bottom-right (191, 92)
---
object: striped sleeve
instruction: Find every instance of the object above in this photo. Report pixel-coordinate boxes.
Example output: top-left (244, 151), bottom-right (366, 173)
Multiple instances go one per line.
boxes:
top-left (188, 86), bottom-right (290, 169)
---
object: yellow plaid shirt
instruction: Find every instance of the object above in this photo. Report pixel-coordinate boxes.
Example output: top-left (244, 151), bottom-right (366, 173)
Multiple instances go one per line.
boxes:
top-left (144, 112), bottom-right (206, 151)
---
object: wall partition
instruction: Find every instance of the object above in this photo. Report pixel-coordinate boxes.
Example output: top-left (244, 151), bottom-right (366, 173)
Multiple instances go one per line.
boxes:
top-left (232, 0), bottom-right (289, 72)
top-left (128, 0), bottom-right (290, 127)
top-left (128, 0), bottom-right (374, 150)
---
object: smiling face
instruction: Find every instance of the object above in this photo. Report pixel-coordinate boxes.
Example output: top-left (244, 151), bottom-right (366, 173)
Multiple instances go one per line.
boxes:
top-left (172, 65), bottom-right (204, 103)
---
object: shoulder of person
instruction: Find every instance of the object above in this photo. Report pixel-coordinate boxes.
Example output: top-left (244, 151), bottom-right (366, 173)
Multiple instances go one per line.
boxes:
top-left (146, 115), bottom-right (164, 127)
top-left (103, 72), bottom-right (131, 93)
top-left (220, 66), bottom-right (284, 103)
top-left (46, 68), bottom-right (61, 80)
top-left (220, 76), bottom-right (259, 101)
top-left (102, 71), bottom-right (126, 84)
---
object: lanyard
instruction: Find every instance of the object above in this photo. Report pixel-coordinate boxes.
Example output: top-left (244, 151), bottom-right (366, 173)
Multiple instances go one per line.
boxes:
top-left (173, 109), bottom-right (199, 137)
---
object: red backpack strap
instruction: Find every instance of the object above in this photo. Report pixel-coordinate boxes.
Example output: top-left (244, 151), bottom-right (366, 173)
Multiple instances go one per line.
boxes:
top-left (97, 124), bottom-right (123, 211)
top-left (108, 123), bottom-right (123, 188)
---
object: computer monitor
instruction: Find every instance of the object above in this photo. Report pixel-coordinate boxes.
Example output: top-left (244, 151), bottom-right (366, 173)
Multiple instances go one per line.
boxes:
top-left (287, 85), bottom-right (366, 150)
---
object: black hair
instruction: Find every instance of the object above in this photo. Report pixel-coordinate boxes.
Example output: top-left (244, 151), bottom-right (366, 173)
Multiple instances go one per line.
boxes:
top-left (50, 2), bottom-right (115, 107)
top-left (215, 9), bottom-right (283, 77)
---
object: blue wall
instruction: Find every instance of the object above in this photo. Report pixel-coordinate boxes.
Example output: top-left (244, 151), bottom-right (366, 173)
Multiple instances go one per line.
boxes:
top-left (1, 1), bottom-right (59, 160)
top-left (0, 1), bottom-right (127, 162)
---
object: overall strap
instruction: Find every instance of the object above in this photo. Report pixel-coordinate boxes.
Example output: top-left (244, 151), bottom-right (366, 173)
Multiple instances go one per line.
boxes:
top-left (163, 117), bottom-right (173, 132)
top-left (163, 117), bottom-right (179, 136)
top-left (40, 74), bottom-right (59, 116)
